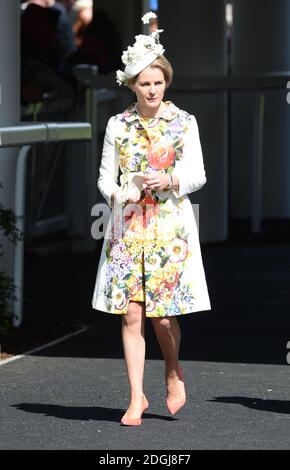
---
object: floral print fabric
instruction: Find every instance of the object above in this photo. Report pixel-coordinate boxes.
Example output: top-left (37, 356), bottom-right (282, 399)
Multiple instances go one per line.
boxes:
top-left (92, 100), bottom-right (211, 317)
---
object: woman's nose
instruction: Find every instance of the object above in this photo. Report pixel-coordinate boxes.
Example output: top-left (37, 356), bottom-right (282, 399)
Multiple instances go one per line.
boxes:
top-left (149, 85), bottom-right (156, 94)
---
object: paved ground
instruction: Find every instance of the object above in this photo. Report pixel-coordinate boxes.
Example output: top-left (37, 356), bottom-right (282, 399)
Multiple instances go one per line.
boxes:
top-left (1, 233), bottom-right (290, 450)
top-left (1, 329), bottom-right (290, 450)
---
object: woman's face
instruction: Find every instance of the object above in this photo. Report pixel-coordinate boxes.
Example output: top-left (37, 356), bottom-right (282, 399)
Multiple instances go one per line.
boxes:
top-left (132, 66), bottom-right (166, 112)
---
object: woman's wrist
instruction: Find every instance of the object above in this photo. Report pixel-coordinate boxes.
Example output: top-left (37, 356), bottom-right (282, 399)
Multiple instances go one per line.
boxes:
top-left (167, 174), bottom-right (179, 191)
top-left (167, 174), bottom-right (173, 188)
top-left (172, 175), bottom-right (179, 190)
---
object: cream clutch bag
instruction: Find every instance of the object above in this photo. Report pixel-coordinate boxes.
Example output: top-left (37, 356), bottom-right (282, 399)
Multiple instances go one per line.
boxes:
top-left (114, 171), bottom-right (145, 205)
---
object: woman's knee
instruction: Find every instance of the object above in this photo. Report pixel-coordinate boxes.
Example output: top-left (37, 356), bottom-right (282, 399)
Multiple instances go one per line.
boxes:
top-left (123, 301), bottom-right (145, 327)
top-left (152, 317), bottom-right (176, 329)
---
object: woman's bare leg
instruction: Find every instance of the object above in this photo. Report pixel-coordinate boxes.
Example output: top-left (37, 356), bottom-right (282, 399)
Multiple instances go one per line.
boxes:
top-left (121, 301), bottom-right (147, 418)
top-left (150, 316), bottom-right (185, 401)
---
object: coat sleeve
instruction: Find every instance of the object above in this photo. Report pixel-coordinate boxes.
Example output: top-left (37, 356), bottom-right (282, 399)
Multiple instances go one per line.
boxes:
top-left (97, 116), bottom-right (121, 207)
top-left (171, 115), bottom-right (207, 199)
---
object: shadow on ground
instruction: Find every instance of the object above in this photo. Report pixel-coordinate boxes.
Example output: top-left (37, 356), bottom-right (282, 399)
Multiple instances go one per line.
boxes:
top-left (208, 397), bottom-right (290, 415)
top-left (11, 403), bottom-right (174, 423)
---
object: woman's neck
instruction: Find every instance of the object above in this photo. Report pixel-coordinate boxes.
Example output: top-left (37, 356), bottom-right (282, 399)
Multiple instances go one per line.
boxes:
top-left (136, 101), bottom-right (164, 118)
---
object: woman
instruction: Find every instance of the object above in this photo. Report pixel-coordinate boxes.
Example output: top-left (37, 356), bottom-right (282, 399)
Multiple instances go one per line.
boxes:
top-left (92, 12), bottom-right (211, 426)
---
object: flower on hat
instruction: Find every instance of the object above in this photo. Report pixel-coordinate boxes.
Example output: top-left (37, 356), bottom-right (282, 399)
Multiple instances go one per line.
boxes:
top-left (115, 11), bottom-right (165, 86)
top-left (116, 70), bottom-right (126, 86)
top-left (141, 11), bottom-right (157, 24)
top-left (122, 35), bottom-right (164, 66)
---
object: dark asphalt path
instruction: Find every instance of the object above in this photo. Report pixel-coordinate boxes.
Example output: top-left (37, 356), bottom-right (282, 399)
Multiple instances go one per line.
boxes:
top-left (1, 326), bottom-right (290, 450)
top-left (1, 239), bottom-right (290, 449)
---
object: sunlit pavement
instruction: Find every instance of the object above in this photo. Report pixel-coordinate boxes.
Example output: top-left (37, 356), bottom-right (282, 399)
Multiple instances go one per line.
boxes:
top-left (1, 240), bottom-right (290, 450)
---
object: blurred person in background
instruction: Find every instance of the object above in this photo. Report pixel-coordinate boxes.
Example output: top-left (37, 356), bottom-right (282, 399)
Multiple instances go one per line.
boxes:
top-left (71, 0), bottom-right (93, 47)
top-left (20, 0), bottom-right (75, 102)
top-left (62, 6), bottom-right (122, 74)
top-left (21, 0), bottom-right (76, 71)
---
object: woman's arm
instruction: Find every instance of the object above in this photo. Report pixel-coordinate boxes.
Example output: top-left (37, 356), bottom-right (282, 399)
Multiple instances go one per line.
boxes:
top-left (97, 116), bottom-right (121, 207)
top-left (171, 115), bottom-right (207, 199)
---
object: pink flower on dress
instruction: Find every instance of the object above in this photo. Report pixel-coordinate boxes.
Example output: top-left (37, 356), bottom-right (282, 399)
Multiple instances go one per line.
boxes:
top-left (147, 142), bottom-right (176, 169)
top-left (167, 238), bottom-right (188, 262)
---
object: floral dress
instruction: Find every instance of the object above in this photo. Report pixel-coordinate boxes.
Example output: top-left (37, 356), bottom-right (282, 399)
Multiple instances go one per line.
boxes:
top-left (92, 100), bottom-right (211, 317)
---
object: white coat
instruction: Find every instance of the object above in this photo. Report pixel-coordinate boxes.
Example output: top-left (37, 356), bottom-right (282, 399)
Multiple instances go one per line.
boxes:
top-left (92, 101), bottom-right (211, 317)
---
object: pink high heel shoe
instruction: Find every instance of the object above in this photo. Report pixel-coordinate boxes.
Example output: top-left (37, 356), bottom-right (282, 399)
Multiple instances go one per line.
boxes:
top-left (120, 396), bottom-right (149, 426)
top-left (166, 367), bottom-right (186, 415)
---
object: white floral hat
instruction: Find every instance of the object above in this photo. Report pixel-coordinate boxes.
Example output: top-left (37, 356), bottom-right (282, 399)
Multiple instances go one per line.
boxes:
top-left (116, 11), bottom-right (165, 86)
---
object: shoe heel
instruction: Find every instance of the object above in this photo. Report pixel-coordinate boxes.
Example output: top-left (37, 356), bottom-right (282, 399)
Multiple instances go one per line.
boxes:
top-left (120, 396), bottom-right (149, 426)
top-left (142, 398), bottom-right (149, 413)
top-left (166, 367), bottom-right (186, 415)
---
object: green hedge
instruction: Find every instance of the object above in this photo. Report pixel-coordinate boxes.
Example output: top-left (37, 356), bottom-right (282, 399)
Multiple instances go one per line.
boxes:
top-left (0, 182), bottom-right (24, 334)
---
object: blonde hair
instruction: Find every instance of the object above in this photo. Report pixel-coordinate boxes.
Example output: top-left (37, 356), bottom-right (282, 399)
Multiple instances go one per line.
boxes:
top-left (126, 55), bottom-right (173, 89)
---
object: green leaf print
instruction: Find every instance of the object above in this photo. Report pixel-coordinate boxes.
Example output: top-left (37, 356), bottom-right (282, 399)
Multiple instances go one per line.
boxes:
top-left (175, 228), bottom-right (188, 239)
top-left (160, 256), bottom-right (170, 268)
top-left (141, 160), bottom-right (148, 172)
top-left (155, 304), bottom-right (165, 316)
top-left (158, 206), bottom-right (172, 216)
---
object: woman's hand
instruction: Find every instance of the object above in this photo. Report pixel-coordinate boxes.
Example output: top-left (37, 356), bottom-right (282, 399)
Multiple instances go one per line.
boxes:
top-left (143, 173), bottom-right (171, 191)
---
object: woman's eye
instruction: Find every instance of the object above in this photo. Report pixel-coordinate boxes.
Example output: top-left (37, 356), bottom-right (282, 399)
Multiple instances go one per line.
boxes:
top-left (140, 82), bottom-right (163, 86)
